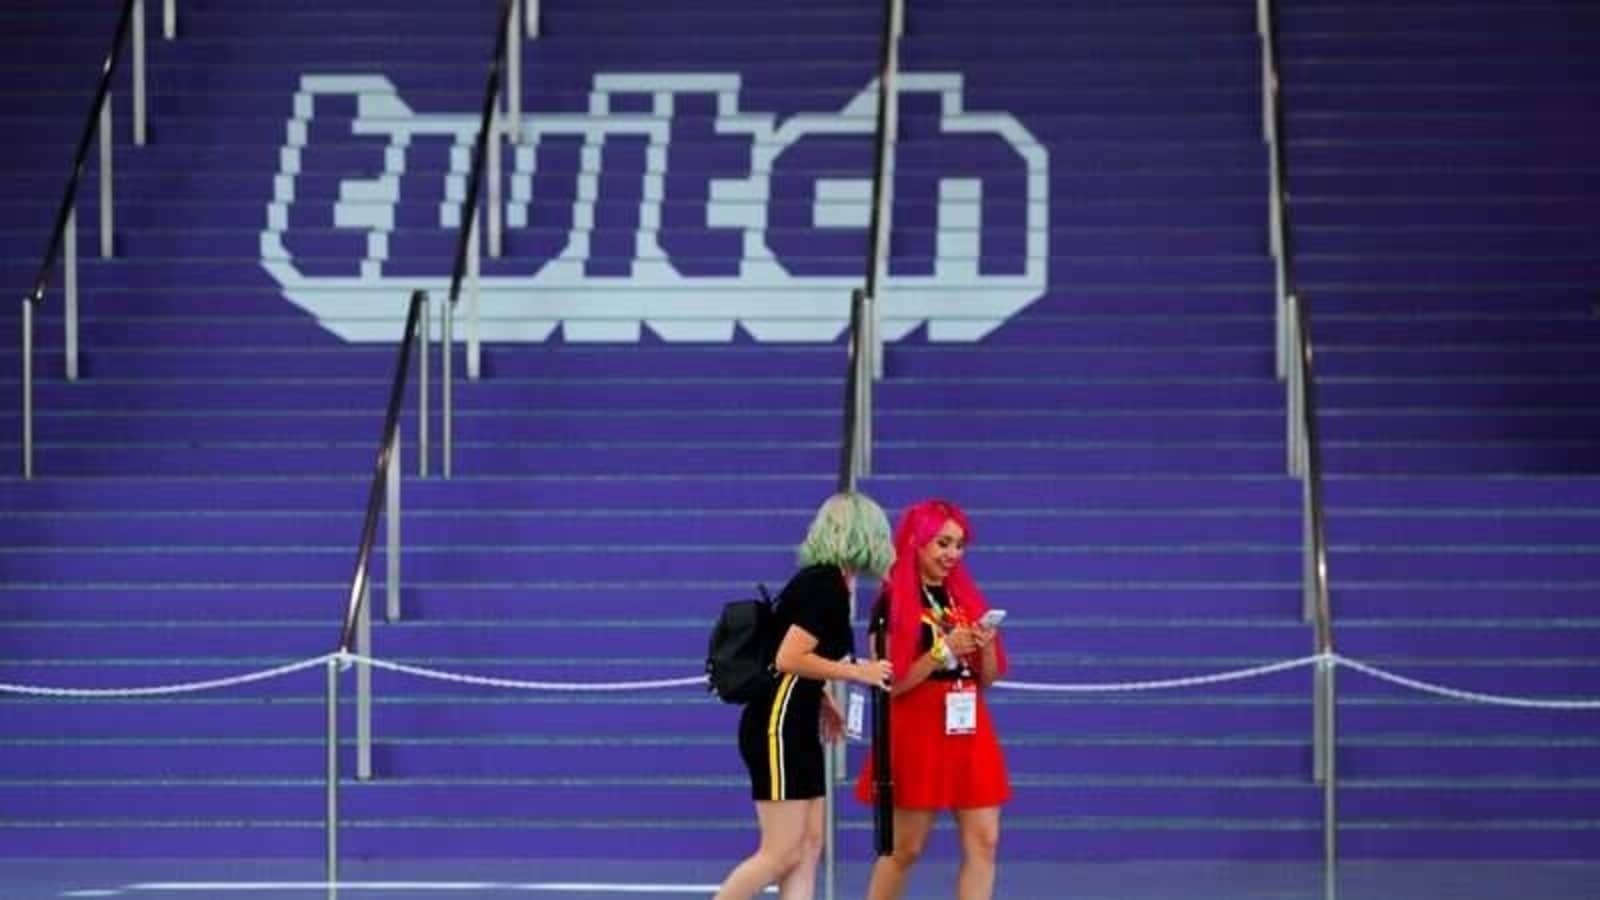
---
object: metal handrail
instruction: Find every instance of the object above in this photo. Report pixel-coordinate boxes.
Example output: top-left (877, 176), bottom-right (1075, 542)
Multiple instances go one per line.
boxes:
top-left (839, 289), bottom-right (872, 492)
top-left (1262, 2), bottom-right (1337, 894)
top-left (1261, 0), bottom-right (1294, 381)
top-left (1291, 291), bottom-right (1336, 900)
top-left (824, 6), bottom-right (904, 894)
top-left (327, 288), bottom-right (429, 882)
top-left (336, 287), bottom-right (427, 652)
top-left (442, 0), bottom-right (522, 478)
top-left (19, 0), bottom-right (155, 477)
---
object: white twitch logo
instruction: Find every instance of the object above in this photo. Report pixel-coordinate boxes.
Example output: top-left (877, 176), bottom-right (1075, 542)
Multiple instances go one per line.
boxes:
top-left (261, 72), bottom-right (1049, 343)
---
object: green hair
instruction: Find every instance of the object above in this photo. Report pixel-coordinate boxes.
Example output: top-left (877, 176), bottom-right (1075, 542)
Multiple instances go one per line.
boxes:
top-left (797, 491), bottom-right (895, 576)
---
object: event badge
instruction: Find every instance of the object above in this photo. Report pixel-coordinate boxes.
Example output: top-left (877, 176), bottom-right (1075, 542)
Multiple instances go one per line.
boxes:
top-left (945, 685), bottom-right (977, 735)
top-left (846, 689), bottom-right (866, 741)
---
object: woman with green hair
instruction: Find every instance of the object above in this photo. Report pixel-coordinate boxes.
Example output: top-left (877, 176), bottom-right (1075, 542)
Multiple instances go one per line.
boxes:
top-left (715, 491), bottom-right (896, 900)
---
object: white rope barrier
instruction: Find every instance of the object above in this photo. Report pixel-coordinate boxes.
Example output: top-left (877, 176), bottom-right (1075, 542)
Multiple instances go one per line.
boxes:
top-left (346, 653), bottom-right (708, 693)
top-left (2, 652), bottom-right (1597, 709)
top-left (1333, 654), bottom-right (1600, 711)
top-left (996, 655), bottom-right (1324, 693)
top-left (0, 653), bottom-right (338, 698)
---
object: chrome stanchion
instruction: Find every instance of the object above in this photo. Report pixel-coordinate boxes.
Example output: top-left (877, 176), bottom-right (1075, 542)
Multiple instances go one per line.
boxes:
top-left (325, 657), bottom-right (341, 887)
top-left (357, 581), bottom-right (372, 781)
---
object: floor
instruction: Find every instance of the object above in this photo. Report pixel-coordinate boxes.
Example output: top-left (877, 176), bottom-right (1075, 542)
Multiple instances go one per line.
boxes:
top-left (8, 858), bottom-right (1599, 899)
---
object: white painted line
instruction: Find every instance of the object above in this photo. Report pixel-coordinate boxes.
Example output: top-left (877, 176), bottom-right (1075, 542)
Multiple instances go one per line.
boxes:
top-left (107, 882), bottom-right (776, 895)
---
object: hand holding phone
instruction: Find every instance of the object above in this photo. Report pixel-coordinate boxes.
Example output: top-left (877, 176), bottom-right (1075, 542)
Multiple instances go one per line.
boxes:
top-left (977, 609), bottom-right (1007, 630)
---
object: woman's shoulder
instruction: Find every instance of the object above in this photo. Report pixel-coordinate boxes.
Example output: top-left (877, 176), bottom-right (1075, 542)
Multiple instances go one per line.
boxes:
top-left (782, 564), bottom-right (847, 600)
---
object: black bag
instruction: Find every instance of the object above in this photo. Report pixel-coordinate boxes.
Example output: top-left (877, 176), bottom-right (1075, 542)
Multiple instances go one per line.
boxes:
top-left (705, 583), bottom-right (780, 703)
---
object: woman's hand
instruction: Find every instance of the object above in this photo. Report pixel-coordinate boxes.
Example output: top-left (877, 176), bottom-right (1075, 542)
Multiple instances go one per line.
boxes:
top-left (946, 626), bottom-right (981, 657)
top-left (820, 691), bottom-right (845, 743)
top-left (854, 658), bottom-right (893, 689)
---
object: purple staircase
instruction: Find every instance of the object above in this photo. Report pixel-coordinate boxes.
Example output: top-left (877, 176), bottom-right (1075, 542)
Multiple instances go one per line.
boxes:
top-left (1283, 0), bottom-right (1600, 857)
top-left (2, 0), bottom-right (1591, 867)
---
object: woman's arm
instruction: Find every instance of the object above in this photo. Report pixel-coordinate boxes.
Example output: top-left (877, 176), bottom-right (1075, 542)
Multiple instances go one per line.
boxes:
top-left (774, 625), bottom-right (891, 687)
top-left (890, 644), bottom-right (942, 697)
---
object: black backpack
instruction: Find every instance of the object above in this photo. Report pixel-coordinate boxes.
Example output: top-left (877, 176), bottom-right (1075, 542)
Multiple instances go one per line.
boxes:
top-left (705, 583), bottom-right (780, 703)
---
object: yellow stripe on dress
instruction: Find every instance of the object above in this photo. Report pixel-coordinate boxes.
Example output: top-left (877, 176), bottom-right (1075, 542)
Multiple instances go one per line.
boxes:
top-left (766, 672), bottom-right (798, 802)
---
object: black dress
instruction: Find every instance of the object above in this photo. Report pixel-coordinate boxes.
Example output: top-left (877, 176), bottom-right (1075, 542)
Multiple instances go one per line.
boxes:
top-left (736, 564), bottom-right (854, 801)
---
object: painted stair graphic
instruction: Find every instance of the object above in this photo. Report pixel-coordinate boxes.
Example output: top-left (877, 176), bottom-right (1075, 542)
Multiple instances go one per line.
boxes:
top-left (2, 0), bottom-right (1595, 863)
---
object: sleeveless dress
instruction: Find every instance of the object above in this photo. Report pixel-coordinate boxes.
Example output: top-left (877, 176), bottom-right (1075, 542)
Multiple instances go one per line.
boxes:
top-left (855, 583), bottom-right (1009, 809)
top-left (736, 564), bottom-right (853, 801)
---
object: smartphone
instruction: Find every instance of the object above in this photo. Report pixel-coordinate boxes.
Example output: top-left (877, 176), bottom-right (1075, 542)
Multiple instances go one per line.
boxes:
top-left (978, 609), bottom-right (1007, 629)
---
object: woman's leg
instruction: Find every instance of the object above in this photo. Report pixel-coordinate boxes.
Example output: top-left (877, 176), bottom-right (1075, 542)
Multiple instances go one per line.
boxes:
top-left (864, 807), bottom-right (938, 900)
top-left (952, 806), bottom-right (1001, 900)
top-left (714, 800), bottom-right (813, 900)
top-left (775, 797), bottom-right (825, 899)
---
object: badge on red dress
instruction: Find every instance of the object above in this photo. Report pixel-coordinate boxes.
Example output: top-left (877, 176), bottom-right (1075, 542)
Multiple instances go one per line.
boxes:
top-left (945, 684), bottom-right (977, 735)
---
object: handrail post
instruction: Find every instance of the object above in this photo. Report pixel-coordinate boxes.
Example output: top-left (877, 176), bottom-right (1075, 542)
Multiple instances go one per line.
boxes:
top-left (386, 430), bottom-right (402, 623)
top-left (508, 0), bottom-right (522, 145)
top-left (1287, 296), bottom-right (1300, 478)
top-left (65, 209), bottom-right (79, 382)
top-left (99, 98), bottom-right (114, 259)
top-left (133, 0), bottom-right (147, 146)
top-left (468, 210), bottom-right (482, 380)
top-left (1303, 475), bottom-right (1316, 625)
top-left (488, 101), bottom-right (503, 259)
top-left (1258, 0), bottom-right (1272, 141)
top-left (163, 0), bottom-right (176, 40)
top-left (840, 289), bottom-right (863, 493)
top-left (325, 656), bottom-right (340, 887)
top-left (443, 298), bottom-right (454, 479)
top-left (418, 292), bottom-right (430, 478)
top-left (526, 0), bottom-right (541, 38)
top-left (21, 299), bottom-right (34, 479)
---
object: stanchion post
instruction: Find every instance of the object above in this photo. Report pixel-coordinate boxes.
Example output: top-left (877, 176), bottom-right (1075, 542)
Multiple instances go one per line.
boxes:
top-left (1320, 658), bottom-right (1338, 900)
top-left (823, 716), bottom-right (838, 900)
top-left (357, 581), bottom-right (372, 780)
top-left (325, 657), bottom-right (341, 887)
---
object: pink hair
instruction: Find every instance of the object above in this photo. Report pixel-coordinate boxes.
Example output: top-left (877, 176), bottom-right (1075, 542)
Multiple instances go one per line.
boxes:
top-left (880, 499), bottom-right (1007, 681)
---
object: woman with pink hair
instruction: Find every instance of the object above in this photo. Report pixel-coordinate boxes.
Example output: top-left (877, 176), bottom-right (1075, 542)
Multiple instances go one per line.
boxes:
top-left (856, 498), bottom-right (1009, 900)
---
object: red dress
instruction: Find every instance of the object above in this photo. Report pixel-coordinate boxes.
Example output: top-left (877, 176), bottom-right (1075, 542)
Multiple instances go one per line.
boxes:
top-left (855, 586), bottom-right (1009, 810)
